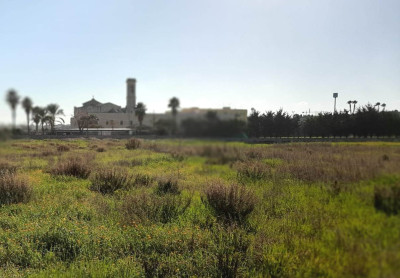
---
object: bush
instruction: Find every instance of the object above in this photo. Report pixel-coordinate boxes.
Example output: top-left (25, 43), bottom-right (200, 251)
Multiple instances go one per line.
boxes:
top-left (374, 183), bottom-right (400, 215)
top-left (37, 227), bottom-right (81, 261)
top-left (155, 175), bottom-right (180, 195)
top-left (203, 182), bottom-right (256, 225)
top-left (211, 225), bottom-right (251, 278)
top-left (0, 161), bottom-right (17, 175)
top-left (121, 192), bottom-right (191, 224)
top-left (0, 171), bottom-right (32, 205)
top-left (56, 145), bottom-right (70, 152)
top-left (126, 138), bottom-right (141, 150)
top-left (90, 167), bottom-right (132, 194)
top-left (134, 173), bottom-right (154, 187)
top-left (49, 155), bottom-right (92, 179)
top-left (234, 160), bottom-right (272, 181)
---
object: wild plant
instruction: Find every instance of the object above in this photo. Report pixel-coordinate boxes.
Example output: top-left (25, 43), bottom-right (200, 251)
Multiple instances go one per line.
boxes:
top-left (90, 167), bottom-right (133, 194)
top-left (0, 171), bottom-right (32, 205)
top-left (125, 138), bottom-right (141, 150)
top-left (374, 183), bottom-right (400, 215)
top-left (49, 154), bottom-right (92, 179)
top-left (203, 181), bottom-right (257, 225)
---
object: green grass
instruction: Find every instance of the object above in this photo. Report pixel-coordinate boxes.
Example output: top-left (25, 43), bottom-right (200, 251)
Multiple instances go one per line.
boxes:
top-left (0, 139), bottom-right (399, 277)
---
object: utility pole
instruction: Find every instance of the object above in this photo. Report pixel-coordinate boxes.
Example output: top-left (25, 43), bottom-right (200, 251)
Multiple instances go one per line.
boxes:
top-left (333, 93), bottom-right (338, 113)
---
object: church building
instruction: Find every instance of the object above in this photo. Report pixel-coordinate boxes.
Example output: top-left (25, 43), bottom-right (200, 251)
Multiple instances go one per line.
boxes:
top-left (70, 78), bottom-right (247, 129)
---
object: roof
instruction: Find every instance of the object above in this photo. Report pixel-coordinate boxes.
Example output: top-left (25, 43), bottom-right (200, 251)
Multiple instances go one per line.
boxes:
top-left (82, 98), bottom-right (102, 107)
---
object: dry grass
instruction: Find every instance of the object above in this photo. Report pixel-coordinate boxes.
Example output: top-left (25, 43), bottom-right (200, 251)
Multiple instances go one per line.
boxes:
top-left (203, 181), bottom-right (257, 225)
top-left (234, 160), bottom-right (273, 181)
top-left (155, 175), bottom-right (180, 195)
top-left (0, 171), bottom-right (32, 205)
top-left (90, 167), bottom-right (133, 194)
top-left (56, 145), bottom-right (70, 152)
top-left (121, 192), bottom-right (191, 224)
top-left (125, 138), bottom-right (142, 150)
top-left (49, 154), bottom-right (93, 179)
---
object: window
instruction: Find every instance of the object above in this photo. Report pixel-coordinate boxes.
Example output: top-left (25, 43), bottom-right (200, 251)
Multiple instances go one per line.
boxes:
top-left (120, 121), bottom-right (123, 125)
top-left (106, 121), bottom-right (109, 125)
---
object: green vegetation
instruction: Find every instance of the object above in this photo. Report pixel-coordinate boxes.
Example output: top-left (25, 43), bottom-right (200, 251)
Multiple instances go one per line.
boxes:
top-left (0, 139), bottom-right (399, 277)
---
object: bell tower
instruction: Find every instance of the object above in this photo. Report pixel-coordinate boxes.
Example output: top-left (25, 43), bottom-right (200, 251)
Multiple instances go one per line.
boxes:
top-left (126, 78), bottom-right (136, 113)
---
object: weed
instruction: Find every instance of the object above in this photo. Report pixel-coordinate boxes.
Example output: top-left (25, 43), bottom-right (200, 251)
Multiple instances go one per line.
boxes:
top-left (234, 160), bottom-right (272, 182)
top-left (0, 172), bottom-right (32, 205)
top-left (37, 226), bottom-right (81, 261)
top-left (203, 182), bottom-right (257, 225)
top-left (121, 192), bottom-right (191, 224)
top-left (134, 173), bottom-right (154, 187)
top-left (211, 225), bottom-right (251, 278)
top-left (374, 183), bottom-right (400, 215)
top-left (57, 145), bottom-right (70, 152)
top-left (90, 167), bottom-right (133, 194)
top-left (49, 155), bottom-right (92, 179)
top-left (0, 161), bottom-right (17, 175)
top-left (155, 175), bottom-right (180, 195)
top-left (126, 138), bottom-right (141, 150)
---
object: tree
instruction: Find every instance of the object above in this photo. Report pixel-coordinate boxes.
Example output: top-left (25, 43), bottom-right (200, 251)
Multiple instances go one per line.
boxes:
top-left (381, 103), bottom-right (386, 111)
top-left (347, 100), bottom-right (352, 113)
top-left (46, 104), bottom-right (64, 134)
top-left (375, 102), bottom-right (381, 112)
top-left (5, 89), bottom-right (20, 129)
top-left (75, 114), bottom-right (98, 134)
top-left (352, 100), bottom-right (358, 114)
top-left (135, 102), bottom-right (147, 129)
top-left (22, 97), bottom-right (33, 134)
top-left (32, 106), bottom-right (41, 134)
top-left (168, 97), bottom-right (180, 133)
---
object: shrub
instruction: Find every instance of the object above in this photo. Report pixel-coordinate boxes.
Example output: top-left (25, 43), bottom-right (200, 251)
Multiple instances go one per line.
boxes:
top-left (0, 172), bottom-right (32, 205)
top-left (121, 192), bottom-right (191, 224)
top-left (134, 173), bottom-right (154, 187)
top-left (37, 226), bottom-right (81, 261)
top-left (203, 182), bottom-right (257, 225)
top-left (126, 138), bottom-right (141, 150)
top-left (234, 160), bottom-right (272, 181)
top-left (56, 145), bottom-right (70, 152)
top-left (155, 175), bottom-right (180, 195)
top-left (0, 161), bottom-right (17, 175)
top-left (211, 225), bottom-right (251, 278)
top-left (49, 155), bottom-right (92, 179)
top-left (90, 167), bottom-right (132, 194)
top-left (374, 183), bottom-right (400, 215)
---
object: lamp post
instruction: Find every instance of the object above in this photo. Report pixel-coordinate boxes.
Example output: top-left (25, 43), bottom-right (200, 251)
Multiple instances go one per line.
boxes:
top-left (333, 93), bottom-right (338, 113)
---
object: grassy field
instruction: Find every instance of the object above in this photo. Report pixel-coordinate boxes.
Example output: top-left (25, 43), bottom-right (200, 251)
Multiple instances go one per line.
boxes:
top-left (0, 138), bottom-right (399, 277)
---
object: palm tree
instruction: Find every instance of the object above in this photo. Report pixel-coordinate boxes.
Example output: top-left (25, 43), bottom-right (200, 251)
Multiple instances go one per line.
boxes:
top-left (32, 106), bottom-right (41, 134)
top-left (352, 100), bottom-right (358, 114)
top-left (347, 100), bottom-right (352, 113)
top-left (36, 107), bottom-right (48, 135)
top-left (168, 97), bottom-right (180, 133)
top-left (5, 89), bottom-right (20, 129)
top-left (46, 104), bottom-right (64, 134)
top-left (134, 102), bottom-right (147, 129)
top-left (22, 97), bottom-right (33, 134)
top-left (375, 102), bottom-right (381, 112)
top-left (381, 103), bottom-right (386, 111)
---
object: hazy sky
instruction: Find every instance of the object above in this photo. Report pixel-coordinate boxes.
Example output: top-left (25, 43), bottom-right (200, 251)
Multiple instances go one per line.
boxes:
top-left (1, 0), bottom-right (399, 125)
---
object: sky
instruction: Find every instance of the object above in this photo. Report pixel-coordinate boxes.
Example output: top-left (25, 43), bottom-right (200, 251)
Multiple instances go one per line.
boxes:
top-left (0, 0), bottom-right (399, 125)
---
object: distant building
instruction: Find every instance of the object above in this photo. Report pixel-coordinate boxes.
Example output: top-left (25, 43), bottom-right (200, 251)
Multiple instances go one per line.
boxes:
top-left (70, 78), bottom-right (247, 128)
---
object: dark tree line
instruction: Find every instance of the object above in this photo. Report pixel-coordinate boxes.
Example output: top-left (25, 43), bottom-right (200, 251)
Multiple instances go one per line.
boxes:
top-left (181, 111), bottom-right (246, 137)
top-left (248, 104), bottom-right (400, 138)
